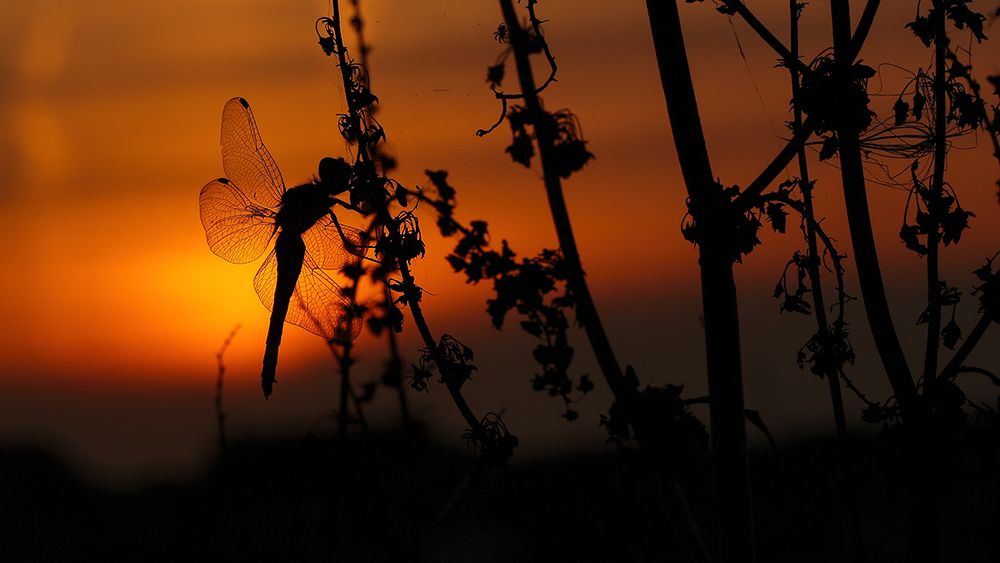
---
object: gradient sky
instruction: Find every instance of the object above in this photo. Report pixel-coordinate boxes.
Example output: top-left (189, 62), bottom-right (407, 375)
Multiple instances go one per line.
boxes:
top-left (1, 0), bottom-right (999, 487)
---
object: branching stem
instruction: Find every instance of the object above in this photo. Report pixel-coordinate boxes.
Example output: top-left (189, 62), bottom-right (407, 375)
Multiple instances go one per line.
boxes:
top-left (830, 0), bottom-right (922, 423)
top-left (499, 0), bottom-right (626, 395)
top-left (326, 1), bottom-right (496, 461)
top-left (645, 1), bottom-right (753, 561)
top-left (939, 314), bottom-right (993, 382)
top-left (789, 4), bottom-right (849, 442)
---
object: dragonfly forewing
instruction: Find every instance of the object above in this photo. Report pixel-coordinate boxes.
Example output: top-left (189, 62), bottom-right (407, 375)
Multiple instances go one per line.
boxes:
top-left (221, 97), bottom-right (285, 209)
top-left (200, 178), bottom-right (276, 264)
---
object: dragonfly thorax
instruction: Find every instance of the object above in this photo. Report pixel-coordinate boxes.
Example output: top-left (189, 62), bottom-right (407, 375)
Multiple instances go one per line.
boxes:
top-left (276, 183), bottom-right (336, 235)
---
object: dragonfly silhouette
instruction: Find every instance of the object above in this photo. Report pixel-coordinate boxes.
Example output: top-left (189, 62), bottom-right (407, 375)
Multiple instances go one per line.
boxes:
top-left (200, 97), bottom-right (368, 398)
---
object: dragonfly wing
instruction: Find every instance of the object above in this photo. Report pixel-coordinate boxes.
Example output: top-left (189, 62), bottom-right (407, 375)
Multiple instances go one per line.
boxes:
top-left (254, 248), bottom-right (279, 314)
top-left (221, 97), bottom-right (284, 209)
top-left (290, 261), bottom-right (364, 342)
top-left (200, 179), bottom-right (275, 263)
top-left (301, 216), bottom-right (371, 271)
top-left (253, 250), bottom-right (363, 342)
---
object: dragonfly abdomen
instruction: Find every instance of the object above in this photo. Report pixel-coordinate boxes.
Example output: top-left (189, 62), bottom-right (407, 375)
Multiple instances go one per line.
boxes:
top-left (261, 232), bottom-right (306, 398)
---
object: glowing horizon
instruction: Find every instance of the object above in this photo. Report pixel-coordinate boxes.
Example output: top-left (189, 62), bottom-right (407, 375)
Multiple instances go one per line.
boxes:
top-left (1, 0), bottom-right (998, 393)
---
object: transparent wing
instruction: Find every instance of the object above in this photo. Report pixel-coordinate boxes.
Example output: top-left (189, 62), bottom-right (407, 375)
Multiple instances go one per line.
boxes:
top-left (199, 178), bottom-right (276, 264)
top-left (253, 249), bottom-right (363, 342)
top-left (221, 97), bottom-right (284, 209)
top-left (301, 215), bottom-right (371, 271)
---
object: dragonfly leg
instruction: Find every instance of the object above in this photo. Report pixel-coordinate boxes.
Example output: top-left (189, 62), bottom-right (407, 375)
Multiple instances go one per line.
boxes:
top-left (327, 210), bottom-right (370, 257)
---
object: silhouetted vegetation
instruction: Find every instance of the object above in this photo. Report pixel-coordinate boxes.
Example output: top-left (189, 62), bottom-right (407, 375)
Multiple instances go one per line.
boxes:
top-left (648, 1), bottom-right (1000, 561)
top-left (10, 0), bottom-right (1000, 561)
top-left (186, 0), bottom-right (1000, 561)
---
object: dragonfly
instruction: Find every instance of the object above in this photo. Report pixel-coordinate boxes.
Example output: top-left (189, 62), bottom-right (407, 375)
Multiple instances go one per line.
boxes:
top-left (199, 97), bottom-right (368, 398)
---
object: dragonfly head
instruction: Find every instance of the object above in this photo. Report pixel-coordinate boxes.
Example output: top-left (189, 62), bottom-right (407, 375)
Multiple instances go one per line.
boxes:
top-left (317, 157), bottom-right (351, 196)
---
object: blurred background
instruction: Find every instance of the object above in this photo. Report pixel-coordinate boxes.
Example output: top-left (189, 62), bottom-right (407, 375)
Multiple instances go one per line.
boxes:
top-left (1, 0), bottom-right (999, 491)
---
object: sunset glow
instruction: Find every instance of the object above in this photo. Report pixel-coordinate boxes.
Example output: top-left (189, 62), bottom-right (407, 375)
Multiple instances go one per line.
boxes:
top-left (2, 1), bottom-right (1000, 493)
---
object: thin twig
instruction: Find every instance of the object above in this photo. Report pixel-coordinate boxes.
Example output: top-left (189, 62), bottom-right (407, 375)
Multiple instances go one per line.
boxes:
top-left (385, 286), bottom-right (410, 424)
top-left (939, 314), bottom-right (993, 382)
top-left (923, 4), bottom-right (948, 395)
top-left (214, 324), bottom-right (241, 451)
top-left (788, 4), bottom-right (867, 559)
top-left (721, 0), bottom-right (810, 75)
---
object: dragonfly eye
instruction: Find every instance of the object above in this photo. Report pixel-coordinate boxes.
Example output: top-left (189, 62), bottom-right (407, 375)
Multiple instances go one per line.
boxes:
top-left (318, 157), bottom-right (351, 195)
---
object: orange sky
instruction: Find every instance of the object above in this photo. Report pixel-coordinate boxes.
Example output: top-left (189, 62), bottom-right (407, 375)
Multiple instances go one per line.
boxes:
top-left (1, 0), bottom-right (999, 485)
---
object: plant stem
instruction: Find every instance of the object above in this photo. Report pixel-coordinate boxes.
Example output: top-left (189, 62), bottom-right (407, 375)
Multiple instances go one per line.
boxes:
top-left (498, 0), bottom-right (626, 396)
top-left (798, 124), bottom-right (848, 435)
top-left (939, 314), bottom-right (993, 381)
top-left (337, 343), bottom-right (353, 442)
top-left (330, 0), bottom-right (373, 165)
top-left (329, 0), bottom-right (402, 438)
top-left (498, 2), bottom-right (710, 557)
top-left (790, 5), bottom-right (866, 560)
top-left (924, 4), bottom-right (948, 389)
top-left (346, 371), bottom-right (370, 435)
top-left (214, 324), bottom-right (240, 451)
top-left (790, 0), bottom-right (850, 447)
top-left (832, 1), bottom-right (939, 561)
top-left (949, 49), bottom-right (1000, 197)
top-left (829, 0), bottom-right (921, 421)
top-left (645, 1), bottom-right (754, 561)
top-left (397, 258), bottom-right (494, 451)
top-left (327, 0), bottom-right (502, 472)
top-left (385, 286), bottom-right (411, 424)
top-left (721, 0), bottom-right (808, 74)
top-left (732, 121), bottom-right (814, 211)
top-left (850, 0), bottom-right (882, 60)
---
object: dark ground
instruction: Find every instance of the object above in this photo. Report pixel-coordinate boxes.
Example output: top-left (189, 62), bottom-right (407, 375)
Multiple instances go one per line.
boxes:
top-left (2, 425), bottom-right (998, 562)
